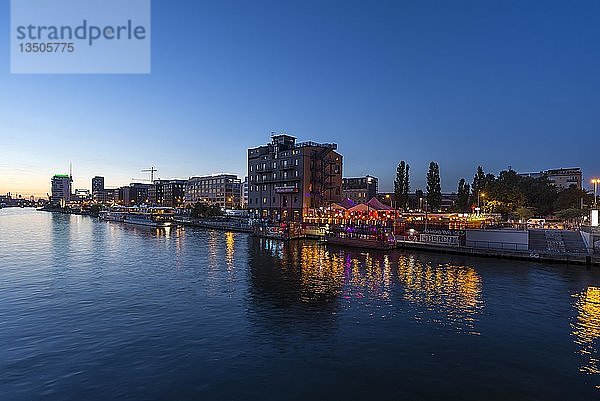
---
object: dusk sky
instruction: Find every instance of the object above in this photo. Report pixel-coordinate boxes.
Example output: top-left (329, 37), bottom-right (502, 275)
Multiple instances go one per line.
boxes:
top-left (1, 0), bottom-right (599, 197)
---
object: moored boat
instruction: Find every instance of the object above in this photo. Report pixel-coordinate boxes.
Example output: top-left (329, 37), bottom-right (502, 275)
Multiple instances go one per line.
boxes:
top-left (325, 225), bottom-right (396, 250)
top-left (99, 206), bottom-right (175, 228)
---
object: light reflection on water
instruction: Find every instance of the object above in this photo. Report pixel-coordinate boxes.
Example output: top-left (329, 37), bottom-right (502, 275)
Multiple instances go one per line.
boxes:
top-left (1, 208), bottom-right (599, 399)
top-left (396, 256), bottom-right (483, 333)
top-left (253, 239), bottom-right (484, 333)
top-left (572, 287), bottom-right (600, 377)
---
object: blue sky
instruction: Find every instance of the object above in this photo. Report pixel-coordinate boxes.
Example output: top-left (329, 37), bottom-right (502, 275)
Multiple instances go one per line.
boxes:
top-left (1, 0), bottom-right (599, 196)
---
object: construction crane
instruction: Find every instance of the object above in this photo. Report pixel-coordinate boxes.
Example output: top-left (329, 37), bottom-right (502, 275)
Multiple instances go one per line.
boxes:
top-left (132, 167), bottom-right (158, 183)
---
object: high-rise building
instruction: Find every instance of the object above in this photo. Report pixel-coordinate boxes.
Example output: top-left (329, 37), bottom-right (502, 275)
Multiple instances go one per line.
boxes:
top-left (91, 176), bottom-right (104, 195)
top-left (342, 175), bottom-right (378, 204)
top-left (247, 134), bottom-right (343, 221)
top-left (51, 174), bottom-right (72, 206)
top-left (185, 174), bottom-right (241, 209)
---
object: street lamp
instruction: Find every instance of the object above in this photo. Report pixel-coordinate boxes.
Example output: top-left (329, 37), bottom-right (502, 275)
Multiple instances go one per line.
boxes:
top-left (592, 179), bottom-right (599, 209)
top-left (478, 191), bottom-right (485, 215)
top-left (385, 194), bottom-right (395, 208)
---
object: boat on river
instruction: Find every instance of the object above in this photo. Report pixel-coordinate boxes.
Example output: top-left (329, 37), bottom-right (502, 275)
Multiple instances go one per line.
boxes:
top-left (325, 225), bottom-right (397, 250)
top-left (99, 206), bottom-right (175, 228)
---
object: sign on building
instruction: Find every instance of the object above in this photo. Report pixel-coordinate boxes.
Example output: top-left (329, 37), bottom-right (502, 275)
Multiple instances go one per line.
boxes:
top-left (419, 233), bottom-right (460, 247)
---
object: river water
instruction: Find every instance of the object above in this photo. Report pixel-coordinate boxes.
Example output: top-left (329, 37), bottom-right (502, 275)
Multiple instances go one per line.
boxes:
top-left (0, 208), bottom-right (598, 400)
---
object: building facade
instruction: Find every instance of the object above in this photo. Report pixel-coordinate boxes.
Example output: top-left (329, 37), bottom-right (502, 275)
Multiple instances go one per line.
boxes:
top-left (51, 174), bottom-right (72, 206)
top-left (185, 174), bottom-right (241, 209)
top-left (148, 179), bottom-right (170, 206)
top-left (519, 168), bottom-right (582, 190)
top-left (91, 176), bottom-right (104, 195)
top-left (163, 180), bottom-right (187, 208)
top-left (73, 189), bottom-right (91, 203)
top-left (95, 189), bottom-right (117, 204)
top-left (342, 175), bottom-right (378, 204)
top-left (118, 183), bottom-right (150, 205)
top-left (241, 177), bottom-right (248, 209)
top-left (247, 134), bottom-right (343, 221)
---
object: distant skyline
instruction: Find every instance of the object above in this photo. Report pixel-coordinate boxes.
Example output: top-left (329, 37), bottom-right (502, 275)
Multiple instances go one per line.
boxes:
top-left (1, 0), bottom-right (599, 197)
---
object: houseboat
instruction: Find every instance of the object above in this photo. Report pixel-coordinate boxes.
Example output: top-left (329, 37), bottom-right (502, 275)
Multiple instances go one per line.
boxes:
top-left (99, 206), bottom-right (175, 228)
top-left (324, 225), bottom-right (397, 250)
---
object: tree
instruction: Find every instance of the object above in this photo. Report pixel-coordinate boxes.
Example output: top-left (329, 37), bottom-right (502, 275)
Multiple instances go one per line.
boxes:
top-left (426, 162), bottom-right (442, 210)
top-left (518, 176), bottom-right (557, 216)
top-left (555, 208), bottom-right (586, 222)
top-left (403, 163), bottom-right (410, 211)
top-left (487, 170), bottom-right (524, 217)
top-left (554, 186), bottom-right (586, 211)
top-left (514, 206), bottom-right (535, 222)
top-left (456, 178), bottom-right (470, 212)
top-left (190, 202), bottom-right (223, 218)
top-left (471, 166), bottom-right (486, 194)
top-left (470, 166), bottom-right (495, 207)
top-left (394, 162), bottom-right (404, 208)
top-left (394, 161), bottom-right (410, 210)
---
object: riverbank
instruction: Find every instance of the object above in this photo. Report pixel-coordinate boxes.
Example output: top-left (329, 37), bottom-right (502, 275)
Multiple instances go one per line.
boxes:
top-left (176, 217), bottom-right (252, 233)
top-left (38, 206), bottom-right (100, 217)
top-left (396, 240), bottom-right (599, 267)
top-left (31, 208), bottom-right (600, 267)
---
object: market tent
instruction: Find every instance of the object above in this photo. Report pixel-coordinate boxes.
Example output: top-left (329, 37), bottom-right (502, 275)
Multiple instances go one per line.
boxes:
top-left (337, 198), bottom-right (357, 209)
top-left (366, 197), bottom-right (394, 211)
top-left (329, 202), bottom-right (349, 211)
top-left (348, 203), bottom-right (370, 213)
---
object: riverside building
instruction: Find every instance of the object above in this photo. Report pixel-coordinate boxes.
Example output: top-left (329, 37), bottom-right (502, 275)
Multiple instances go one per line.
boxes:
top-left (51, 174), bottom-right (72, 206)
top-left (148, 179), bottom-right (170, 206)
top-left (163, 180), bottom-right (187, 208)
top-left (118, 183), bottom-right (150, 205)
top-left (247, 134), bottom-right (343, 221)
top-left (185, 174), bottom-right (241, 209)
top-left (342, 175), bottom-right (378, 204)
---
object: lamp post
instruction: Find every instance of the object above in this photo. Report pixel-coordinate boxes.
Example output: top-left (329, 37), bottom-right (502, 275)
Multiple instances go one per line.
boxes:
top-left (478, 191), bottom-right (485, 216)
top-left (592, 179), bottom-right (599, 209)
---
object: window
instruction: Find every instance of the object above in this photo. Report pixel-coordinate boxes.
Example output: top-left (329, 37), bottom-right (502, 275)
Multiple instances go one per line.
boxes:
top-left (262, 197), bottom-right (267, 204)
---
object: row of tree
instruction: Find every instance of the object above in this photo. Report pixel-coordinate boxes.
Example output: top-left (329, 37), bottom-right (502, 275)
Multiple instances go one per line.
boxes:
top-left (394, 161), bottom-right (443, 210)
top-left (393, 162), bottom-right (589, 218)
top-left (454, 166), bottom-right (588, 219)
